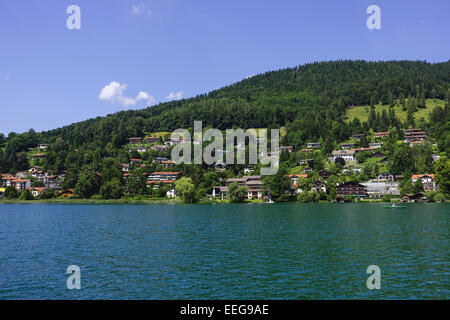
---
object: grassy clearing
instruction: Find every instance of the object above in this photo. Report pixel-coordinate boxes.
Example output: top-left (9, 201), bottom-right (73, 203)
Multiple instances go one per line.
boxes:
top-left (346, 98), bottom-right (445, 123)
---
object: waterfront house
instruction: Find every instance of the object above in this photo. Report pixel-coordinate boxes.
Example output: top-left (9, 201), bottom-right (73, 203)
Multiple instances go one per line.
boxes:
top-left (166, 188), bottom-right (177, 198)
top-left (121, 164), bottom-right (129, 172)
top-left (28, 187), bottom-right (46, 197)
top-left (212, 186), bottom-right (228, 200)
top-left (1, 176), bottom-right (16, 188)
top-left (13, 179), bottom-right (31, 191)
top-left (411, 174), bottom-right (437, 191)
top-left (336, 182), bottom-right (367, 197)
top-left (60, 189), bottom-right (74, 197)
top-left (361, 181), bottom-right (400, 197)
top-left (401, 192), bottom-right (425, 203)
top-left (225, 176), bottom-right (265, 199)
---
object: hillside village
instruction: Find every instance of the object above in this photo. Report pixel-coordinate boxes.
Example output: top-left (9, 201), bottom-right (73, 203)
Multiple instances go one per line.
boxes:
top-left (0, 125), bottom-right (447, 203)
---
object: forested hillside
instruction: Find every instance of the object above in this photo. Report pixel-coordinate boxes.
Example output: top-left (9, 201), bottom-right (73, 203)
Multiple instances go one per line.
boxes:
top-left (1, 60), bottom-right (449, 175)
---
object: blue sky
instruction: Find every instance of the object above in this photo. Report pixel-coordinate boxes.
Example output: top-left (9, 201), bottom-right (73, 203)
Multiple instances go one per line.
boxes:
top-left (0, 0), bottom-right (448, 134)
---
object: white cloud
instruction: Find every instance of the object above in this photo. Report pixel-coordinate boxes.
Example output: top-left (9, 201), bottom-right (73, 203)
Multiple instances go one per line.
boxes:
top-left (165, 91), bottom-right (184, 101)
top-left (99, 81), bottom-right (155, 107)
top-left (132, 5), bottom-right (144, 15)
top-left (132, 4), bottom-right (152, 15)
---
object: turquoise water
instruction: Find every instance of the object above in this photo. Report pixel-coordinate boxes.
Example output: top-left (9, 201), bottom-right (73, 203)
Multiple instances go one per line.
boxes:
top-left (0, 203), bottom-right (448, 299)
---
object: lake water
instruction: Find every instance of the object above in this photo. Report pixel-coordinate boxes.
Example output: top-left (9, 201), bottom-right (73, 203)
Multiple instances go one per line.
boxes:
top-left (0, 203), bottom-right (448, 299)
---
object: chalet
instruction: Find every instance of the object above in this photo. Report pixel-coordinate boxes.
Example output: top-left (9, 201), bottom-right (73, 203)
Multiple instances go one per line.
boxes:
top-left (336, 182), bottom-right (367, 197)
top-left (145, 137), bottom-right (158, 144)
top-left (374, 132), bottom-right (389, 139)
top-left (28, 187), bottom-right (46, 197)
top-left (411, 174), bottom-right (437, 191)
top-left (225, 176), bottom-right (264, 199)
top-left (38, 143), bottom-right (49, 149)
top-left (351, 134), bottom-right (365, 140)
top-left (212, 186), bottom-right (228, 200)
top-left (401, 192), bottom-right (425, 203)
top-left (377, 172), bottom-right (395, 182)
top-left (130, 158), bottom-right (143, 165)
top-left (60, 189), bottom-right (74, 197)
top-left (369, 142), bottom-right (383, 149)
top-left (341, 143), bottom-right (356, 149)
top-left (311, 180), bottom-right (326, 193)
top-left (151, 145), bottom-right (168, 152)
top-left (307, 142), bottom-right (321, 149)
top-left (332, 150), bottom-right (355, 162)
top-left (301, 148), bottom-right (314, 153)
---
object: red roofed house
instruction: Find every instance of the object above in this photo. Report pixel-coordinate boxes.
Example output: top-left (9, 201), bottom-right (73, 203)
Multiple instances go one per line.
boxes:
top-left (411, 174), bottom-right (437, 191)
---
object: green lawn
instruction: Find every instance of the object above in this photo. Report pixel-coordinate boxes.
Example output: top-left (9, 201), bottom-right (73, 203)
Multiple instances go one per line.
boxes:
top-left (346, 98), bottom-right (444, 123)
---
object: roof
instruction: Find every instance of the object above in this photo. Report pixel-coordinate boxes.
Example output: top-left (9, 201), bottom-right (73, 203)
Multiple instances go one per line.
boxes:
top-left (412, 174), bottom-right (435, 179)
top-left (151, 172), bottom-right (179, 175)
top-left (285, 174), bottom-right (308, 178)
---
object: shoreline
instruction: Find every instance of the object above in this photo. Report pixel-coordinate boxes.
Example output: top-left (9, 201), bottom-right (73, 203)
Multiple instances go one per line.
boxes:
top-left (0, 199), bottom-right (448, 205)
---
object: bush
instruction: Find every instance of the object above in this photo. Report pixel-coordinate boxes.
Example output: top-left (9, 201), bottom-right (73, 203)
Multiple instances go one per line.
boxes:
top-left (4, 186), bottom-right (18, 199)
